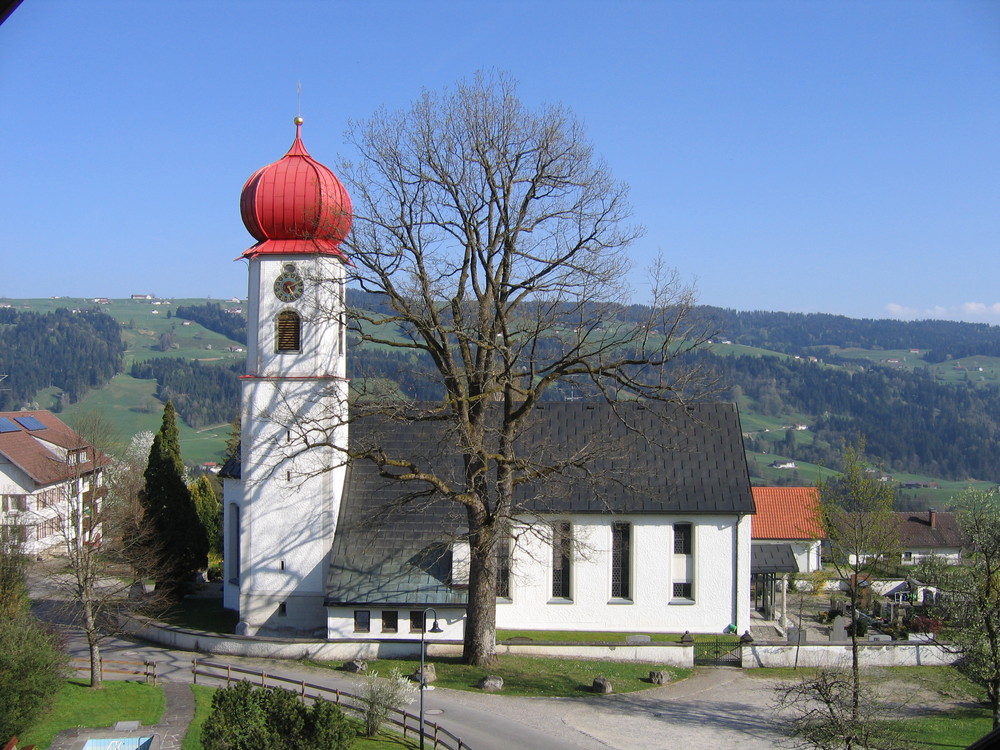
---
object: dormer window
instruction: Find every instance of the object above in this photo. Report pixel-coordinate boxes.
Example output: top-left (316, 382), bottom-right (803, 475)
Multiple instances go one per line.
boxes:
top-left (276, 310), bottom-right (301, 352)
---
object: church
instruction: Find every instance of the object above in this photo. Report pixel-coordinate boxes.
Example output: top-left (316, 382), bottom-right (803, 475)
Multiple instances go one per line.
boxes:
top-left (221, 119), bottom-right (756, 642)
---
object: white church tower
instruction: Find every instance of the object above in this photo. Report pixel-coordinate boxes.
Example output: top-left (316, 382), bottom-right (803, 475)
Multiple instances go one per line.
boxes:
top-left (222, 118), bottom-right (351, 635)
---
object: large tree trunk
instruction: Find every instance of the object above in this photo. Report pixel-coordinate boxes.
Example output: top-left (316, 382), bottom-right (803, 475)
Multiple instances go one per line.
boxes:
top-left (462, 506), bottom-right (499, 667)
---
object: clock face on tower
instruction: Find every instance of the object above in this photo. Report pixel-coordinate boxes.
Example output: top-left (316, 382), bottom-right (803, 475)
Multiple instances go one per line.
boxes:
top-left (273, 264), bottom-right (304, 302)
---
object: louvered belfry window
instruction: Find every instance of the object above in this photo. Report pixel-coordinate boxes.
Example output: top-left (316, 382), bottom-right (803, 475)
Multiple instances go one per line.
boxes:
top-left (276, 310), bottom-right (301, 352)
top-left (611, 522), bottom-right (631, 599)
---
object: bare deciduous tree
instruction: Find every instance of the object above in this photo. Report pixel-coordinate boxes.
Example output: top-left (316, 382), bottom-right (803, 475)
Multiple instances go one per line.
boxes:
top-left (774, 668), bottom-right (906, 750)
top-left (817, 439), bottom-right (899, 722)
top-left (309, 72), bottom-right (716, 665)
top-left (40, 414), bottom-right (167, 688)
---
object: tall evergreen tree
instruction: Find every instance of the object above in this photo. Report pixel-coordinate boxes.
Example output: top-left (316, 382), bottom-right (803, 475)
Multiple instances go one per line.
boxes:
top-left (141, 401), bottom-right (208, 596)
top-left (190, 474), bottom-right (222, 556)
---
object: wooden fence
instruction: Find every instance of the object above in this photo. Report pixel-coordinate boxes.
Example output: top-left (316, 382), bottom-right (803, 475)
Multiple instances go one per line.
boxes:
top-left (191, 658), bottom-right (470, 750)
top-left (71, 657), bottom-right (158, 685)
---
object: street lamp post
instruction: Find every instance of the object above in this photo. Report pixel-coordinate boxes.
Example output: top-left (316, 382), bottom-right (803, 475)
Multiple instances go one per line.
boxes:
top-left (419, 608), bottom-right (444, 750)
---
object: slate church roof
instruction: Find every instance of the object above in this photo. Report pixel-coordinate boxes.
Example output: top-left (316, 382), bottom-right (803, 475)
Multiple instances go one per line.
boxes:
top-left (325, 401), bottom-right (754, 607)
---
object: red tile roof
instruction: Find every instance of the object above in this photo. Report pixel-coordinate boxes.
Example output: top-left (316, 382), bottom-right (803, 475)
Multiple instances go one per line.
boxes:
top-left (0, 410), bottom-right (106, 486)
top-left (751, 486), bottom-right (824, 540)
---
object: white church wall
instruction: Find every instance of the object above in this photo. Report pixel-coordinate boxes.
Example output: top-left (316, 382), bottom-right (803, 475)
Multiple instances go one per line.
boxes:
top-left (238, 376), bottom-right (347, 635)
top-left (495, 513), bottom-right (749, 635)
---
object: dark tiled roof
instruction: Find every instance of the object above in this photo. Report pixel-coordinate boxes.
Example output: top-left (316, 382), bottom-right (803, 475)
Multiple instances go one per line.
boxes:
top-left (325, 401), bottom-right (753, 606)
top-left (219, 450), bottom-right (241, 479)
top-left (896, 511), bottom-right (962, 549)
top-left (751, 542), bottom-right (799, 574)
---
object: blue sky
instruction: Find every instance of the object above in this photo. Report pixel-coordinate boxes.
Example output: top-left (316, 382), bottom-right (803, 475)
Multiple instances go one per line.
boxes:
top-left (1, 0), bottom-right (998, 322)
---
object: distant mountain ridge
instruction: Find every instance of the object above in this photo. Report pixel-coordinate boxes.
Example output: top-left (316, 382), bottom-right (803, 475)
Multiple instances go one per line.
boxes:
top-left (699, 306), bottom-right (1000, 361)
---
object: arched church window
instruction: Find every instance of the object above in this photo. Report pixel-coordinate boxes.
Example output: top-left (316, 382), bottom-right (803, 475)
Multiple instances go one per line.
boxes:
top-left (276, 310), bottom-right (301, 352)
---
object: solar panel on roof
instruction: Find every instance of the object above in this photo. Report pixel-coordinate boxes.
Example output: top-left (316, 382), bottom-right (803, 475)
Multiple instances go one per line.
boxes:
top-left (0, 417), bottom-right (19, 433)
top-left (13, 415), bottom-right (47, 431)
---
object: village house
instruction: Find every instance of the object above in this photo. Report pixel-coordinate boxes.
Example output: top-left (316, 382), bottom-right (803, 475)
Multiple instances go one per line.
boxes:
top-left (0, 411), bottom-right (107, 555)
top-left (896, 508), bottom-right (962, 565)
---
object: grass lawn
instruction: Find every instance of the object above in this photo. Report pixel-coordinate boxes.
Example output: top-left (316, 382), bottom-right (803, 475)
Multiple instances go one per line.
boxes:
top-left (904, 707), bottom-right (994, 749)
top-left (181, 684), bottom-right (215, 750)
top-left (496, 628), bottom-right (731, 643)
top-left (21, 680), bottom-right (165, 750)
top-left (310, 655), bottom-right (691, 697)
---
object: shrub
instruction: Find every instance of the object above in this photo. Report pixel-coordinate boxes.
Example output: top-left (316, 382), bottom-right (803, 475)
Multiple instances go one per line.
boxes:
top-left (361, 668), bottom-right (417, 737)
top-left (0, 616), bottom-right (69, 742)
top-left (201, 681), bottom-right (353, 750)
top-left (846, 617), bottom-right (869, 638)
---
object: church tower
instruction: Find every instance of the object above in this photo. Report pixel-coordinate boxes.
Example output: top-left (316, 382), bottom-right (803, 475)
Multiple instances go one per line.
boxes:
top-left (222, 118), bottom-right (351, 635)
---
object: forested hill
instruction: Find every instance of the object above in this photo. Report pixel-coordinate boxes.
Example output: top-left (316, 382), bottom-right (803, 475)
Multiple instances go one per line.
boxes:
top-left (702, 307), bottom-right (1000, 362)
top-left (698, 351), bottom-right (1000, 483)
top-left (0, 307), bottom-right (125, 410)
top-left (175, 301), bottom-right (247, 345)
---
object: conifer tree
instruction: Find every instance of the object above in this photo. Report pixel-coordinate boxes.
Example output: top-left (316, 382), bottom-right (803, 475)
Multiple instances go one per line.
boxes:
top-left (141, 401), bottom-right (208, 596)
top-left (190, 474), bottom-right (222, 556)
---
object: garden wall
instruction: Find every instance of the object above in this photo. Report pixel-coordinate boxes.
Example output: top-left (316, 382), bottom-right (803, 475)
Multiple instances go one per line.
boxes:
top-left (124, 616), bottom-right (694, 665)
top-left (743, 642), bottom-right (957, 668)
top-left (125, 616), bottom-right (956, 671)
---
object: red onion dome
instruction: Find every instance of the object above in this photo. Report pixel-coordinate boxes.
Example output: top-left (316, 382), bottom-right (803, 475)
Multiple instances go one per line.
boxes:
top-left (240, 117), bottom-right (352, 259)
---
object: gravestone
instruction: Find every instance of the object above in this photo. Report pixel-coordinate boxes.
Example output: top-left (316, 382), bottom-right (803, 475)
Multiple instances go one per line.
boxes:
top-left (831, 615), bottom-right (848, 642)
top-left (649, 670), bottom-right (672, 685)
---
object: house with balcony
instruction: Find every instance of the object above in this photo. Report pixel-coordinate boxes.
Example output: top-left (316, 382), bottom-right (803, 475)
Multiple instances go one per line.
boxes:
top-left (0, 411), bottom-right (107, 555)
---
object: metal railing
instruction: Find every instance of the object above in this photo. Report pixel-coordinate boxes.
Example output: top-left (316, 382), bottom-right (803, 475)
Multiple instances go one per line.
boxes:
top-left (191, 658), bottom-right (470, 750)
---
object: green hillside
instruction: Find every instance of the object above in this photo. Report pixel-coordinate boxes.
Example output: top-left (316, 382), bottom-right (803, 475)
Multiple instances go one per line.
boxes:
top-left (4, 297), bottom-right (243, 466)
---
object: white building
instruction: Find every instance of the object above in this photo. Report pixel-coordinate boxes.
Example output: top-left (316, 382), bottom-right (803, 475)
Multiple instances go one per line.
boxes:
top-left (0, 411), bottom-right (106, 555)
top-left (222, 120), bottom-right (756, 642)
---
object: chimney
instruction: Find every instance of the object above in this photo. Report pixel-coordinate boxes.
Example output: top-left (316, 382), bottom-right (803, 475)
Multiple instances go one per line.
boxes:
top-left (929, 508), bottom-right (938, 529)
